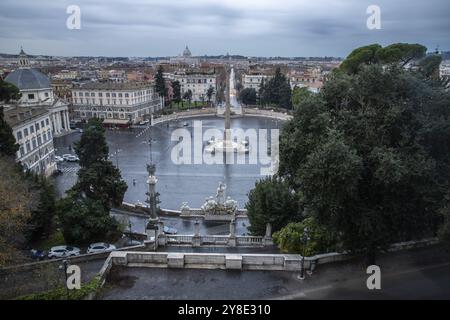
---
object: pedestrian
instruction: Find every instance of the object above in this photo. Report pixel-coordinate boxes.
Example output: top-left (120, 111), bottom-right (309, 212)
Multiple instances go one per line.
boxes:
top-left (133, 179), bottom-right (136, 186)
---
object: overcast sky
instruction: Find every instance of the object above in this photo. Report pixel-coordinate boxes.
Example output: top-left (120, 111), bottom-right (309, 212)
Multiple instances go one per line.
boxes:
top-left (0, 0), bottom-right (449, 57)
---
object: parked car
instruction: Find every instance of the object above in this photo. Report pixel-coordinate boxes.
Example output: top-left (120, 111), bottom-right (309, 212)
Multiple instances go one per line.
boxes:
top-left (30, 249), bottom-right (47, 261)
top-left (62, 154), bottom-right (72, 161)
top-left (66, 155), bottom-right (79, 162)
top-left (87, 242), bottom-right (116, 254)
top-left (48, 246), bottom-right (81, 259)
top-left (163, 225), bottom-right (178, 235)
top-left (124, 239), bottom-right (143, 247)
top-left (139, 119), bottom-right (150, 125)
top-left (55, 155), bottom-right (64, 163)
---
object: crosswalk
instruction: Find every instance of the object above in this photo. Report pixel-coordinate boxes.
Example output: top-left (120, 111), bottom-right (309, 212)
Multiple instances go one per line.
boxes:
top-left (58, 166), bottom-right (79, 173)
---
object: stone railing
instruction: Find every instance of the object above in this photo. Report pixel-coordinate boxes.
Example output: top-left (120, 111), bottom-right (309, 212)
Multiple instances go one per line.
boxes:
top-left (201, 235), bottom-right (229, 245)
top-left (151, 108), bottom-right (216, 125)
top-left (236, 236), bottom-right (263, 245)
top-left (242, 107), bottom-right (293, 121)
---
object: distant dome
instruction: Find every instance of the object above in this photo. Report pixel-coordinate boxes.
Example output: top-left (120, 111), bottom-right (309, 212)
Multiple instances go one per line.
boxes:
top-left (5, 68), bottom-right (51, 90)
top-left (182, 46), bottom-right (192, 57)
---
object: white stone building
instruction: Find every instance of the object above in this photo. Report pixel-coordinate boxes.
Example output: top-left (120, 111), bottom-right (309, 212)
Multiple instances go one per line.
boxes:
top-left (4, 106), bottom-right (57, 176)
top-left (172, 72), bottom-right (217, 102)
top-left (71, 81), bottom-right (162, 126)
top-left (242, 74), bottom-right (270, 91)
top-left (4, 49), bottom-right (71, 136)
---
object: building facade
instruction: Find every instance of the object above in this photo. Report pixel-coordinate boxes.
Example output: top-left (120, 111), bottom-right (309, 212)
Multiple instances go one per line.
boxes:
top-left (242, 74), bottom-right (269, 91)
top-left (4, 106), bottom-right (57, 177)
top-left (172, 72), bottom-right (217, 102)
top-left (4, 49), bottom-right (71, 136)
top-left (71, 81), bottom-right (162, 125)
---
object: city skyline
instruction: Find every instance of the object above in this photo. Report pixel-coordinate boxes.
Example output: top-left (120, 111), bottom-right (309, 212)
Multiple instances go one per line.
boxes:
top-left (0, 0), bottom-right (449, 58)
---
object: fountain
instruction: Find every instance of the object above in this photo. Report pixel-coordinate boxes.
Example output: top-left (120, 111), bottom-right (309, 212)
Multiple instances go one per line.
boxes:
top-left (204, 67), bottom-right (249, 154)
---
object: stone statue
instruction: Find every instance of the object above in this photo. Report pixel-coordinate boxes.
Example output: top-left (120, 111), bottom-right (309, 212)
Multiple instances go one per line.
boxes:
top-left (216, 182), bottom-right (226, 205)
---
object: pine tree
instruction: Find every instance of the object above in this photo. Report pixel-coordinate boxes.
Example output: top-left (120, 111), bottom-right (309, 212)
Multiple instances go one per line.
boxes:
top-left (0, 106), bottom-right (19, 157)
top-left (155, 65), bottom-right (167, 98)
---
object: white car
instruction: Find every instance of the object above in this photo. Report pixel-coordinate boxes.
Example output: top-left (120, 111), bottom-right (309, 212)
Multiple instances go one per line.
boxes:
top-left (48, 246), bottom-right (81, 258)
top-left (87, 242), bottom-right (116, 254)
top-left (62, 154), bottom-right (72, 161)
top-left (163, 225), bottom-right (178, 234)
top-left (67, 155), bottom-right (79, 162)
top-left (55, 155), bottom-right (64, 163)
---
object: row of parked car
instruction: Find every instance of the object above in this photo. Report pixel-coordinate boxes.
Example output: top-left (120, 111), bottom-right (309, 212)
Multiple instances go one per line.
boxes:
top-left (55, 154), bottom-right (80, 163)
top-left (31, 242), bottom-right (117, 260)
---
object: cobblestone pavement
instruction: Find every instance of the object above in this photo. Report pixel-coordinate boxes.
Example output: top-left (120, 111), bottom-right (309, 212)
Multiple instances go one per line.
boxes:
top-left (53, 116), bottom-right (283, 210)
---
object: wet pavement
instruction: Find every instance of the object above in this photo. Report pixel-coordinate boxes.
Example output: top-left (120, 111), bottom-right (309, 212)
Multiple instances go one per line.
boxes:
top-left (99, 245), bottom-right (450, 300)
top-left (53, 116), bottom-right (283, 210)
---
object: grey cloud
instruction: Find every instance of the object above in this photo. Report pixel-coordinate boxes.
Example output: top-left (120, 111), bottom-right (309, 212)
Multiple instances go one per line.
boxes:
top-left (0, 0), bottom-right (449, 57)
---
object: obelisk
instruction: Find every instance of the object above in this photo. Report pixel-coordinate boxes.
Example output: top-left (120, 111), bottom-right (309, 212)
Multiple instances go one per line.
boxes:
top-left (224, 67), bottom-right (232, 151)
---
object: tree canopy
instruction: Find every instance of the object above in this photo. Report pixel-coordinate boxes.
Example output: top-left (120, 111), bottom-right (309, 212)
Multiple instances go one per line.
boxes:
top-left (340, 43), bottom-right (427, 74)
top-left (155, 65), bottom-right (167, 98)
top-left (238, 88), bottom-right (257, 105)
top-left (278, 51), bottom-right (450, 263)
top-left (259, 68), bottom-right (292, 109)
top-left (58, 118), bottom-right (127, 244)
top-left (0, 80), bottom-right (21, 103)
top-left (0, 106), bottom-right (19, 157)
top-left (246, 176), bottom-right (302, 236)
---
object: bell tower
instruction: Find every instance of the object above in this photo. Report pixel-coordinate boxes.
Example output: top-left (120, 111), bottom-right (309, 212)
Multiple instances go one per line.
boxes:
top-left (18, 47), bottom-right (30, 69)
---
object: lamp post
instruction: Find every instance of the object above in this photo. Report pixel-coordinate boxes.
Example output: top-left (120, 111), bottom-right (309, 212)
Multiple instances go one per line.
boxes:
top-left (59, 259), bottom-right (69, 299)
top-left (129, 221), bottom-right (133, 243)
top-left (299, 227), bottom-right (310, 280)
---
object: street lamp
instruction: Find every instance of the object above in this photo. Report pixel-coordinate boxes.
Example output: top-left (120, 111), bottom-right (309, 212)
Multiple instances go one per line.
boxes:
top-left (59, 259), bottom-right (69, 299)
top-left (299, 227), bottom-right (310, 280)
top-left (129, 221), bottom-right (133, 243)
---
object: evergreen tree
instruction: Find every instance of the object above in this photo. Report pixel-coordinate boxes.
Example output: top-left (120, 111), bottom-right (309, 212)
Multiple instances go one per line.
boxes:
top-left (172, 80), bottom-right (181, 104)
top-left (0, 106), bottom-right (19, 157)
top-left (0, 80), bottom-right (21, 103)
top-left (155, 65), bottom-right (167, 98)
top-left (57, 118), bottom-right (127, 244)
top-left (278, 44), bottom-right (450, 264)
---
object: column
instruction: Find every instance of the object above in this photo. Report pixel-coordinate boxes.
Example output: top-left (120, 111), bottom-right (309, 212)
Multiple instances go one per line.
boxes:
top-left (66, 111), bottom-right (71, 131)
top-left (192, 219), bottom-right (201, 247)
top-left (228, 219), bottom-right (237, 247)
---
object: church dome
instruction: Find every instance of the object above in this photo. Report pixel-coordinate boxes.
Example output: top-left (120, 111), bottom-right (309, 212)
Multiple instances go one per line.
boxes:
top-left (182, 46), bottom-right (192, 57)
top-left (5, 68), bottom-right (51, 90)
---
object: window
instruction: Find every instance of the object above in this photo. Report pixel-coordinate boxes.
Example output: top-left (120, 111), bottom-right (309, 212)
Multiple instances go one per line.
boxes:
top-left (26, 142), bottom-right (31, 153)
top-left (35, 123), bottom-right (40, 131)
top-left (24, 128), bottom-right (28, 137)
top-left (32, 138), bottom-right (37, 149)
top-left (106, 93), bottom-right (110, 97)
top-left (46, 119), bottom-right (49, 126)
top-left (125, 93), bottom-right (129, 98)
top-left (41, 120), bottom-right (45, 128)
top-left (118, 93), bottom-right (122, 98)
top-left (20, 145), bottom-right (25, 157)
top-left (91, 93), bottom-right (95, 97)
top-left (30, 126), bottom-right (34, 133)
top-left (45, 92), bottom-right (49, 97)
top-left (37, 135), bottom-right (42, 145)
top-left (17, 131), bottom-right (22, 140)
top-left (99, 93), bottom-right (103, 97)
top-left (28, 93), bottom-right (35, 99)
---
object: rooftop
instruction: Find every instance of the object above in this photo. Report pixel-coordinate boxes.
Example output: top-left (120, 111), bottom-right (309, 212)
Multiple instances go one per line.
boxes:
top-left (3, 106), bottom-right (49, 127)
top-left (75, 81), bottom-right (154, 91)
top-left (4, 68), bottom-right (51, 90)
